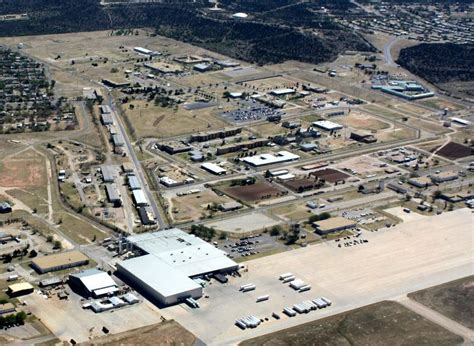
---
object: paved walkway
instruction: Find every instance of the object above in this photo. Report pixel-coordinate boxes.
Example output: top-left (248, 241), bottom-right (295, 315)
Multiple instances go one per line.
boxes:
top-left (396, 296), bottom-right (474, 343)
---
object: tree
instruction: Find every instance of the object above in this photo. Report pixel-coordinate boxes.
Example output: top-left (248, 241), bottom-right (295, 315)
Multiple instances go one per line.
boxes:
top-left (270, 226), bottom-right (281, 237)
top-left (29, 249), bottom-right (38, 258)
top-left (53, 240), bottom-right (62, 249)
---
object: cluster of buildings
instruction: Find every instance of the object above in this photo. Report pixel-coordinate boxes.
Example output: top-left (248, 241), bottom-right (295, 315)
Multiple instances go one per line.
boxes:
top-left (372, 80), bottom-right (434, 101)
top-left (338, 3), bottom-right (474, 44)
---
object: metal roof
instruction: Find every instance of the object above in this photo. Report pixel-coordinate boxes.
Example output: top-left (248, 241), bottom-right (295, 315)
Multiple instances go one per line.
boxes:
top-left (132, 189), bottom-right (148, 206)
top-left (118, 254), bottom-right (202, 297)
top-left (127, 229), bottom-right (238, 277)
top-left (105, 183), bottom-right (120, 201)
top-left (241, 151), bottom-right (300, 167)
top-left (70, 268), bottom-right (117, 293)
top-left (128, 176), bottom-right (141, 190)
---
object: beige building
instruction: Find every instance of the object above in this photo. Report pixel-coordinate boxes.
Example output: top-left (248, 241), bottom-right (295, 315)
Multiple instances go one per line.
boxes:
top-left (313, 217), bottom-right (356, 235)
top-left (32, 251), bottom-right (89, 274)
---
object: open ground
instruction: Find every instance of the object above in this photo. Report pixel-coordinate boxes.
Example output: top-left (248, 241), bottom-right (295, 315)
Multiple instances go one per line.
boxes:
top-left (242, 301), bottom-right (463, 346)
top-left (161, 208), bottom-right (474, 345)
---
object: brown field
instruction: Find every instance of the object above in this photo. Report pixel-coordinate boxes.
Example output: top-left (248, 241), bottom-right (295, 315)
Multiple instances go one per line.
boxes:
top-left (339, 111), bottom-right (391, 131)
top-left (432, 141), bottom-right (473, 160)
top-left (123, 100), bottom-right (229, 139)
top-left (0, 158), bottom-right (46, 188)
top-left (408, 276), bottom-right (474, 329)
top-left (170, 189), bottom-right (236, 223)
top-left (222, 181), bottom-right (285, 202)
top-left (310, 168), bottom-right (350, 183)
top-left (84, 321), bottom-right (196, 346)
top-left (241, 301), bottom-right (463, 346)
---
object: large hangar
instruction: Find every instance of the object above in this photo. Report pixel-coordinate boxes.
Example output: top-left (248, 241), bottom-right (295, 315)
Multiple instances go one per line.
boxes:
top-left (116, 229), bottom-right (238, 306)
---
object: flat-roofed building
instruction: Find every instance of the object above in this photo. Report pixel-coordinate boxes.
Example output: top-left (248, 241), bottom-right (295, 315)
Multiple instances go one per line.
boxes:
top-left (32, 251), bottom-right (89, 274)
top-left (430, 171), bottom-right (458, 184)
top-left (112, 133), bottom-right (125, 147)
top-left (201, 162), bottom-right (226, 175)
top-left (69, 268), bottom-right (118, 298)
top-left (138, 207), bottom-right (156, 225)
top-left (216, 139), bottom-right (268, 155)
top-left (117, 255), bottom-right (202, 307)
top-left (313, 217), bottom-right (356, 235)
top-left (241, 151), bottom-right (300, 167)
top-left (105, 183), bottom-right (122, 207)
top-left (190, 128), bottom-right (242, 142)
top-left (0, 303), bottom-right (16, 315)
top-left (101, 165), bottom-right (115, 183)
top-left (122, 162), bottom-right (134, 174)
top-left (7, 282), bottom-right (34, 297)
top-left (116, 229), bottom-right (238, 306)
top-left (350, 131), bottom-right (377, 143)
top-left (158, 141), bottom-right (192, 155)
top-left (132, 189), bottom-right (148, 206)
top-left (313, 120), bottom-right (343, 131)
top-left (101, 113), bottom-right (114, 126)
top-left (270, 88), bottom-right (295, 96)
top-left (128, 176), bottom-right (141, 190)
top-left (408, 176), bottom-right (433, 188)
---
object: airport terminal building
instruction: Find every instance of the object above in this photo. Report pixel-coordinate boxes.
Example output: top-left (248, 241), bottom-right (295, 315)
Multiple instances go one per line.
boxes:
top-left (116, 229), bottom-right (238, 306)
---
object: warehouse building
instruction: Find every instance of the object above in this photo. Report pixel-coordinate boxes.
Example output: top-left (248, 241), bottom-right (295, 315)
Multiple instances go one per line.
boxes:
top-left (69, 268), bottom-right (118, 298)
top-left (408, 176), bottom-right (433, 188)
top-left (128, 176), bottom-right (141, 190)
top-left (116, 229), bottom-right (238, 306)
top-left (101, 165), bottom-right (116, 183)
top-left (350, 131), bottom-right (377, 143)
top-left (430, 171), bottom-right (458, 184)
top-left (313, 120), bottom-right (343, 131)
top-left (101, 113), bottom-right (114, 126)
top-left (32, 251), bottom-right (89, 274)
top-left (112, 133), bottom-right (125, 147)
top-left (313, 217), bottom-right (356, 235)
top-left (270, 88), bottom-right (295, 96)
top-left (138, 207), bottom-right (157, 225)
top-left (7, 282), bottom-right (34, 297)
top-left (105, 183), bottom-right (122, 207)
top-left (241, 151), bottom-right (300, 167)
top-left (201, 162), bottom-right (226, 175)
top-left (132, 189), bottom-right (148, 206)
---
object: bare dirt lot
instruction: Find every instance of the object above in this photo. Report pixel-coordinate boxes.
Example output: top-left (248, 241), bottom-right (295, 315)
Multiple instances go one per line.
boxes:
top-left (222, 182), bottom-right (286, 203)
top-left (0, 158), bottom-right (46, 188)
top-left (339, 111), bottom-right (391, 131)
top-left (241, 301), bottom-right (463, 346)
top-left (309, 168), bottom-right (350, 183)
top-left (85, 320), bottom-right (196, 346)
top-left (408, 276), bottom-right (474, 329)
top-left (169, 189), bottom-right (236, 223)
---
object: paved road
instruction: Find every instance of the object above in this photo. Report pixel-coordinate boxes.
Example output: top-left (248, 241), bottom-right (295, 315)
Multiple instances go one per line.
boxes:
top-left (397, 296), bottom-right (474, 343)
top-left (383, 36), bottom-right (401, 67)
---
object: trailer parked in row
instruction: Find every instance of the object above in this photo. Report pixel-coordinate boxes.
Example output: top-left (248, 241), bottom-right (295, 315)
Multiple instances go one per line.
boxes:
top-left (283, 307), bottom-right (297, 317)
top-left (256, 295), bottom-right (269, 302)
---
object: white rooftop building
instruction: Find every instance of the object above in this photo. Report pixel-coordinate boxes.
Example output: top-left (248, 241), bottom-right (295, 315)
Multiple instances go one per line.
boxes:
top-left (313, 120), bottom-right (343, 131)
top-left (241, 151), bottom-right (300, 167)
top-left (69, 268), bottom-right (118, 298)
top-left (117, 229), bottom-right (238, 306)
top-left (201, 162), bottom-right (226, 175)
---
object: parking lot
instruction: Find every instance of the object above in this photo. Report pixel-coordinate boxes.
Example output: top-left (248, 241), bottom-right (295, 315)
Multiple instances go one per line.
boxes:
top-left (222, 102), bottom-right (284, 123)
top-left (216, 233), bottom-right (287, 260)
top-left (161, 208), bottom-right (474, 345)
